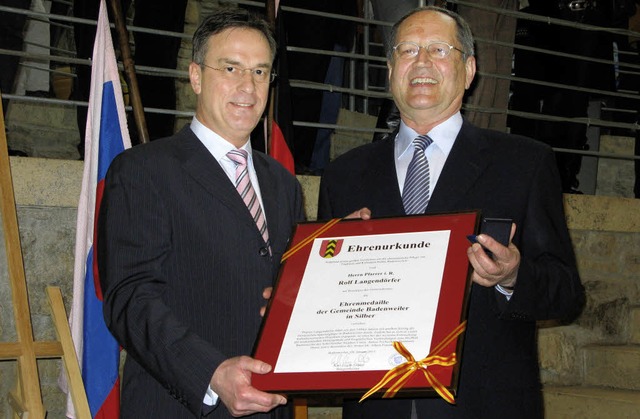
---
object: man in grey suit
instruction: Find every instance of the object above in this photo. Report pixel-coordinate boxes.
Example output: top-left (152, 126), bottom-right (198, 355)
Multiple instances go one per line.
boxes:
top-left (318, 7), bottom-right (584, 419)
top-left (98, 8), bottom-right (303, 418)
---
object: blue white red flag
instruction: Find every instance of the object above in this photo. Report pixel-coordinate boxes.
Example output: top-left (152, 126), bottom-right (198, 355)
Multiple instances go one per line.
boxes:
top-left (68, 0), bottom-right (131, 417)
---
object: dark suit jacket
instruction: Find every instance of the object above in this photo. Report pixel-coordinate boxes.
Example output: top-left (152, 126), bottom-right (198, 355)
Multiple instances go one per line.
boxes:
top-left (98, 126), bottom-right (304, 418)
top-left (318, 120), bottom-right (585, 418)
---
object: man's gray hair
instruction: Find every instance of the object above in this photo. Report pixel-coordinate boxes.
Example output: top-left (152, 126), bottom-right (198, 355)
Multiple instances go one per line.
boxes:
top-left (386, 6), bottom-right (475, 61)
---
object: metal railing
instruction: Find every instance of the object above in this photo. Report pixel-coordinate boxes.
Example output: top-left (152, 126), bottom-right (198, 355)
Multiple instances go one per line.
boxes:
top-left (1, 1), bottom-right (639, 171)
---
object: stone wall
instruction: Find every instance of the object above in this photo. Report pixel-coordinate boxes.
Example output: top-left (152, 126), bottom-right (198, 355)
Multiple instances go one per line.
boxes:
top-left (539, 195), bottom-right (640, 386)
top-left (1, 158), bottom-right (639, 418)
top-left (0, 159), bottom-right (80, 418)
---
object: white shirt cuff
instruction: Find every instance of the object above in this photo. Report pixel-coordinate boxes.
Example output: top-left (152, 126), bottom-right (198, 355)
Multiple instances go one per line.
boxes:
top-left (495, 284), bottom-right (513, 301)
top-left (203, 385), bottom-right (219, 406)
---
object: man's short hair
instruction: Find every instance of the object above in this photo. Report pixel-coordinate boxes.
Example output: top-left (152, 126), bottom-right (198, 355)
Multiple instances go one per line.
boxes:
top-left (192, 7), bottom-right (277, 65)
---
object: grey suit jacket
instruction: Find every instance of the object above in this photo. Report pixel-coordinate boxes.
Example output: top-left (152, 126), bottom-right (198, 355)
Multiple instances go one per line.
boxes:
top-left (318, 120), bottom-right (584, 418)
top-left (98, 126), bottom-right (304, 418)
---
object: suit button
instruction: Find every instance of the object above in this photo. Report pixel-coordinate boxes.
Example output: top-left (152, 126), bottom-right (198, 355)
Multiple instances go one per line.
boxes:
top-left (259, 247), bottom-right (269, 256)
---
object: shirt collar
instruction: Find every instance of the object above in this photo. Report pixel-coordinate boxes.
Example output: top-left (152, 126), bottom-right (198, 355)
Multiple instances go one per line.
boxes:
top-left (189, 117), bottom-right (253, 162)
top-left (396, 112), bottom-right (462, 158)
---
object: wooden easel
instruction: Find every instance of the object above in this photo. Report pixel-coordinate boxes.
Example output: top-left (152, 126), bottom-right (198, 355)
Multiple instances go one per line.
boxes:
top-left (0, 95), bottom-right (91, 418)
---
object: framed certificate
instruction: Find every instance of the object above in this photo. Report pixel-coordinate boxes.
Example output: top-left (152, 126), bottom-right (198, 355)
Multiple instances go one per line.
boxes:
top-left (252, 211), bottom-right (479, 399)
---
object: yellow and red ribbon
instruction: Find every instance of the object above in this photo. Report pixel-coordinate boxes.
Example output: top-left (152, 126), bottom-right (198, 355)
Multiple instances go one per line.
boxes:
top-left (359, 321), bottom-right (467, 405)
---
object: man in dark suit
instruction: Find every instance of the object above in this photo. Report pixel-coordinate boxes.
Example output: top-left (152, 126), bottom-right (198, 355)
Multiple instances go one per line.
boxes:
top-left (318, 7), bottom-right (585, 418)
top-left (98, 8), bottom-right (303, 418)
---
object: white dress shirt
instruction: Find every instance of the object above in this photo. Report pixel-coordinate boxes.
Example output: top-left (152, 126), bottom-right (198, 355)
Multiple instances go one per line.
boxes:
top-left (394, 112), bottom-right (461, 196)
top-left (189, 117), bottom-right (269, 407)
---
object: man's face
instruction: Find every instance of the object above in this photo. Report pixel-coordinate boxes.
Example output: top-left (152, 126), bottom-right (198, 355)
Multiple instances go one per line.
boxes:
top-left (387, 11), bottom-right (476, 132)
top-left (189, 27), bottom-right (272, 147)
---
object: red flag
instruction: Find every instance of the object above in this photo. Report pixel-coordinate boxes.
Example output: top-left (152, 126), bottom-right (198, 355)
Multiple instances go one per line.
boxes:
top-left (270, 119), bottom-right (294, 174)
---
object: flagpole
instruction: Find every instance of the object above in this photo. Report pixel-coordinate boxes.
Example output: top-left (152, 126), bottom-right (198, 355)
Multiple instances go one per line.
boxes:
top-left (266, 0), bottom-right (276, 25)
top-left (108, 0), bottom-right (149, 144)
top-left (266, 0), bottom-right (276, 154)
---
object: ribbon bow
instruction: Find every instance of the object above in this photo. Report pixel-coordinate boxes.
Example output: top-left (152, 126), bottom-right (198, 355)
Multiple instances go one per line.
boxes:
top-left (359, 321), bottom-right (467, 404)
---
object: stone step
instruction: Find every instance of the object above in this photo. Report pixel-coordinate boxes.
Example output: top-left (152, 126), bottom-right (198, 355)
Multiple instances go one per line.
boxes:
top-left (631, 307), bottom-right (640, 345)
top-left (583, 344), bottom-right (640, 390)
top-left (6, 98), bottom-right (78, 130)
top-left (7, 123), bottom-right (80, 159)
top-left (5, 99), bottom-right (80, 159)
top-left (597, 134), bottom-right (636, 198)
top-left (544, 385), bottom-right (640, 419)
top-left (308, 407), bottom-right (341, 419)
top-left (332, 108), bottom-right (377, 159)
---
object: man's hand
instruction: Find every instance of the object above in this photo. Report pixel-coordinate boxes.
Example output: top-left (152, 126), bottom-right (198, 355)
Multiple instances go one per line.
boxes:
top-left (345, 207), bottom-right (371, 220)
top-left (260, 287), bottom-right (272, 317)
top-left (467, 223), bottom-right (520, 289)
top-left (210, 356), bottom-right (287, 417)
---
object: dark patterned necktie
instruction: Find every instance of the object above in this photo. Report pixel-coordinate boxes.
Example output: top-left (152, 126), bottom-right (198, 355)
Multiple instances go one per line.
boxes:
top-left (227, 149), bottom-right (270, 246)
top-left (402, 135), bottom-right (434, 215)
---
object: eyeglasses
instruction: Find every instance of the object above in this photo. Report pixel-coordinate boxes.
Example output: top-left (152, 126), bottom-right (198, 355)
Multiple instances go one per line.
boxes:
top-left (393, 41), bottom-right (465, 60)
top-left (201, 63), bottom-right (276, 83)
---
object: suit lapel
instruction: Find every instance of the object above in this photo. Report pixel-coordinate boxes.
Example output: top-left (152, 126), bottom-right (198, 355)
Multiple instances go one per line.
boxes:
top-left (253, 153), bottom-right (281, 244)
top-left (177, 128), bottom-right (262, 232)
top-left (373, 136), bottom-right (406, 216)
top-left (427, 121), bottom-right (490, 213)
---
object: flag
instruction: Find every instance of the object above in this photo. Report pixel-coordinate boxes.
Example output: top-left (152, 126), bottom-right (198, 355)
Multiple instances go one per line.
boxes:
top-left (268, 3), bottom-right (295, 174)
top-left (68, 0), bottom-right (131, 417)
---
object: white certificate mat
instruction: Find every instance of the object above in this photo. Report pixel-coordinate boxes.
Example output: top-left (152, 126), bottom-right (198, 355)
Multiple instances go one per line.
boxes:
top-left (274, 230), bottom-right (450, 373)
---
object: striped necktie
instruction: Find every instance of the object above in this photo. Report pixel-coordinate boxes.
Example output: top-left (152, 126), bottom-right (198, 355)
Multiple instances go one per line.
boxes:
top-left (402, 135), bottom-right (434, 215)
top-left (227, 149), bottom-right (270, 247)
